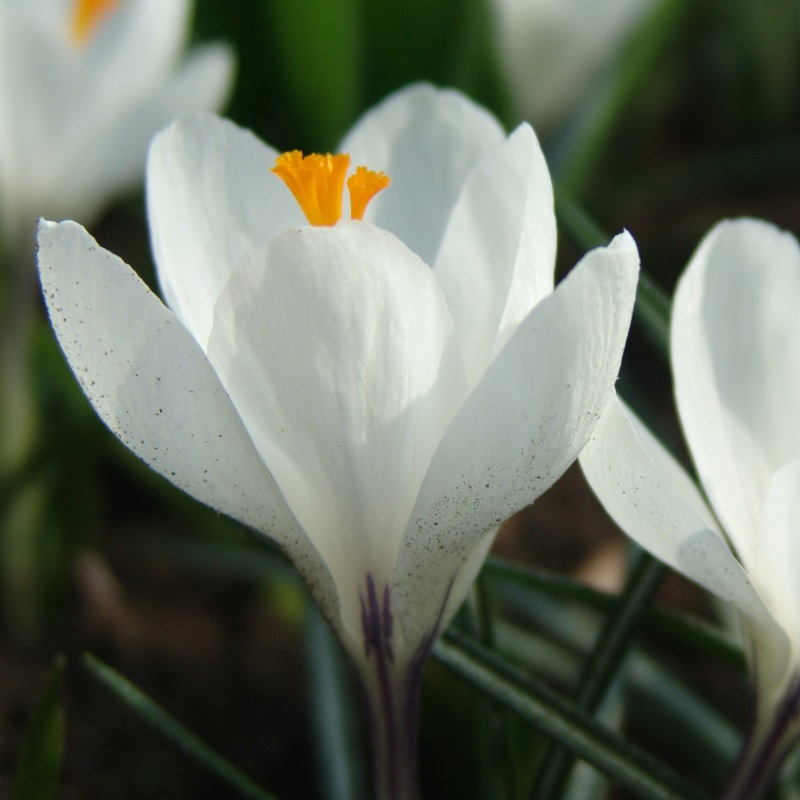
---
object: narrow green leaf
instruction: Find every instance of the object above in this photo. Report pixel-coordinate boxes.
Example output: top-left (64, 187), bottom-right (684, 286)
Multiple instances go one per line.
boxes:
top-left (626, 658), bottom-right (738, 785)
top-left (82, 652), bottom-right (278, 800)
top-left (492, 615), bottom-right (739, 774)
top-left (530, 552), bottom-right (666, 800)
top-left (432, 629), bottom-right (712, 800)
top-left (467, 574), bottom-right (519, 798)
top-left (306, 605), bottom-right (368, 800)
top-left (484, 556), bottom-right (745, 668)
top-left (13, 654), bottom-right (65, 800)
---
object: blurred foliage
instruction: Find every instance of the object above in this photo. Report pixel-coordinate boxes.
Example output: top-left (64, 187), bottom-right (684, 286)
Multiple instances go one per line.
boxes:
top-left (12, 656), bottom-right (64, 800)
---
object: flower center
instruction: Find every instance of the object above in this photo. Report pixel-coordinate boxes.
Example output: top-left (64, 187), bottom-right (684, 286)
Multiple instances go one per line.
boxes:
top-left (71, 0), bottom-right (120, 46)
top-left (272, 151), bottom-right (390, 227)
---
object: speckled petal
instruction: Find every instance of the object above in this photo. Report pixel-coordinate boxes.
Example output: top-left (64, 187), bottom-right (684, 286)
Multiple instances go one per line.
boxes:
top-left (580, 393), bottom-right (789, 689)
top-left (394, 233), bottom-right (639, 650)
top-left (36, 219), bottom-right (339, 629)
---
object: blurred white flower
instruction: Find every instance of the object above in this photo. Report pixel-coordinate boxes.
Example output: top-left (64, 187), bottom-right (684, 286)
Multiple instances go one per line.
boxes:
top-left (38, 83), bottom-right (638, 793)
top-left (0, 0), bottom-right (234, 254)
top-left (491, 0), bottom-right (657, 129)
top-left (581, 219), bottom-right (800, 761)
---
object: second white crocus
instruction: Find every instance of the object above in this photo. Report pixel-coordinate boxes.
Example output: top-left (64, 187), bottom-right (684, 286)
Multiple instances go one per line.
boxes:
top-left (580, 218), bottom-right (800, 799)
top-left (0, 0), bottom-right (234, 255)
top-left (490, 0), bottom-right (657, 130)
top-left (38, 85), bottom-right (639, 798)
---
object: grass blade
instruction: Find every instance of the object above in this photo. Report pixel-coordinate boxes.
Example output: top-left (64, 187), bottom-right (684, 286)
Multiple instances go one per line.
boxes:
top-left (529, 552), bottom-right (666, 799)
top-left (12, 655), bottom-right (65, 800)
top-left (484, 556), bottom-right (745, 667)
top-left (83, 652), bottom-right (278, 800)
top-left (432, 629), bottom-right (712, 800)
top-left (306, 605), bottom-right (368, 800)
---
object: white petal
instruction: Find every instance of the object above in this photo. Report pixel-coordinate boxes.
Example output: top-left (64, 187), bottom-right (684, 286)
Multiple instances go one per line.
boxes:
top-left (396, 527), bottom-right (497, 659)
top-left (579, 393), bottom-right (789, 687)
top-left (394, 233), bottom-right (639, 645)
top-left (339, 84), bottom-right (506, 265)
top-left (492, 0), bottom-right (657, 128)
top-left (0, 9), bottom-right (81, 246)
top-left (0, 2), bottom-right (65, 33)
top-left (495, 128), bottom-right (557, 351)
top-left (147, 112), bottom-right (304, 348)
top-left (0, 5), bottom-right (233, 251)
top-left (754, 461), bottom-right (800, 664)
top-left (87, 0), bottom-right (192, 111)
top-left (432, 123), bottom-right (556, 386)
top-left (206, 221), bottom-right (468, 644)
top-left (36, 220), bottom-right (339, 628)
top-left (672, 218), bottom-right (800, 571)
top-left (56, 44), bottom-right (235, 231)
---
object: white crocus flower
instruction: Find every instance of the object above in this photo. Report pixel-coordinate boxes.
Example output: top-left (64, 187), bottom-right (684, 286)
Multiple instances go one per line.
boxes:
top-left (0, 0), bottom-right (234, 255)
top-left (580, 218), bottom-right (800, 800)
top-left (38, 85), bottom-right (639, 799)
top-left (490, 0), bottom-right (657, 130)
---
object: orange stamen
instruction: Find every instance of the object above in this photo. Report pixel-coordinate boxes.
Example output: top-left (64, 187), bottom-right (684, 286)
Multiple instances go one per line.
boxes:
top-left (347, 167), bottom-right (391, 221)
top-left (272, 151), bottom-right (351, 227)
top-left (71, 0), bottom-right (120, 45)
top-left (272, 151), bottom-right (390, 226)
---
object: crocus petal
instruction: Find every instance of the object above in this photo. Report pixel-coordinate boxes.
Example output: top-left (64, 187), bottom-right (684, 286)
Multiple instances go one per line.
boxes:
top-left (395, 526), bottom-right (498, 659)
top-left (755, 461), bottom-right (800, 667)
top-left (394, 233), bottom-right (639, 647)
top-left (206, 221), bottom-right (468, 645)
top-left (579, 394), bottom-right (789, 687)
top-left (339, 84), bottom-right (506, 266)
top-left (88, 0), bottom-right (192, 111)
top-left (492, 0), bottom-right (656, 128)
top-left (0, 1), bottom-right (64, 33)
top-left (55, 45), bottom-right (234, 232)
top-left (433, 123), bottom-right (556, 386)
top-left (0, 9), bottom-right (81, 244)
top-left (36, 219), bottom-right (340, 630)
top-left (0, 2), bottom-right (233, 254)
top-left (148, 113), bottom-right (304, 348)
top-left (672, 219), bottom-right (800, 571)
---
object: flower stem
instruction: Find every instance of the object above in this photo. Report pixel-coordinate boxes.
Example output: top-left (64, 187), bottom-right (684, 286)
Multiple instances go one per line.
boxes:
top-left (722, 683), bottom-right (800, 800)
top-left (363, 659), bottom-right (422, 800)
top-left (359, 575), bottom-right (423, 800)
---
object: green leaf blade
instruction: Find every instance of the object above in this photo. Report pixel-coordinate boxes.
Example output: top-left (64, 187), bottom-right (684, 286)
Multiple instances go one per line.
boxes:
top-left (83, 652), bottom-right (279, 800)
top-left (13, 654), bottom-right (65, 800)
top-left (432, 630), bottom-right (712, 800)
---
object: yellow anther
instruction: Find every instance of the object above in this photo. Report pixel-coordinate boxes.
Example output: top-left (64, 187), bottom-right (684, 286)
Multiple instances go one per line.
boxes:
top-left (272, 151), bottom-right (390, 226)
top-left (71, 0), bottom-right (120, 45)
top-left (272, 151), bottom-right (351, 227)
top-left (347, 167), bottom-right (391, 221)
